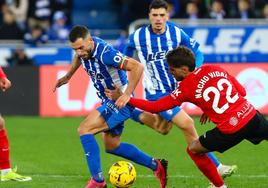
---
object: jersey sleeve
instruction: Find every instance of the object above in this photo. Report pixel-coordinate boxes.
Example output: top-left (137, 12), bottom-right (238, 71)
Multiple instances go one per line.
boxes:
top-left (128, 95), bottom-right (180, 113)
top-left (180, 29), bottom-right (204, 67)
top-left (0, 67), bottom-right (6, 78)
top-left (123, 33), bottom-right (135, 57)
top-left (101, 44), bottom-right (128, 69)
top-left (228, 73), bottom-right (246, 97)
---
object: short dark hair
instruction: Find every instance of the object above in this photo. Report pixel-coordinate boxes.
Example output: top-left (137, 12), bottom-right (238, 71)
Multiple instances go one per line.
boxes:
top-left (149, 0), bottom-right (168, 12)
top-left (69, 25), bottom-right (89, 43)
top-left (166, 46), bottom-right (196, 71)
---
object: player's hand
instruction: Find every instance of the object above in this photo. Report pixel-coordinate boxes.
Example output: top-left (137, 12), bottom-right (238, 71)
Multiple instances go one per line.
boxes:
top-left (104, 85), bottom-right (122, 101)
top-left (115, 93), bottom-right (131, 109)
top-left (53, 75), bottom-right (70, 92)
top-left (199, 113), bottom-right (210, 125)
top-left (0, 77), bottom-right (11, 92)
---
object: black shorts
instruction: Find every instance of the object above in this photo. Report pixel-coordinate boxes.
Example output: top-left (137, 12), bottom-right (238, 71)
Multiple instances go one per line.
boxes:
top-left (199, 111), bottom-right (268, 153)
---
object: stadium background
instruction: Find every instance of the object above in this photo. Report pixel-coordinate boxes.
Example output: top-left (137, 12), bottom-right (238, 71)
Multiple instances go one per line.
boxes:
top-left (0, 0), bottom-right (268, 187)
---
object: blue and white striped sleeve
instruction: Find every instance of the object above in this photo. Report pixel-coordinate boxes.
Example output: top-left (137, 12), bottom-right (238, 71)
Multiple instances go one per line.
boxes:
top-left (123, 33), bottom-right (136, 57)
top-left (180, 29), bottom-right (204, 68)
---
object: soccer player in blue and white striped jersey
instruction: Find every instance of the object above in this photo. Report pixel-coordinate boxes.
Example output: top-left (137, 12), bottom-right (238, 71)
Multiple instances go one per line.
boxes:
top-left (124, 0), bottom-right (237, 184)
top-left (54, 25), bottom-right (167, 188)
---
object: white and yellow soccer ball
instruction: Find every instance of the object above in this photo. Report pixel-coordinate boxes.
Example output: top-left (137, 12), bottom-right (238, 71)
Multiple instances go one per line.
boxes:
top-left (108, 161), bottom-right (136, 188)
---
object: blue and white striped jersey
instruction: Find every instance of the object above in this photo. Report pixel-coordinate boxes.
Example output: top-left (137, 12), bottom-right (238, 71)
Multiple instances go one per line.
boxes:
top-left (80, 37), bottom-right (128, 103)
top-left (124, 21), bottom-right (204, 100)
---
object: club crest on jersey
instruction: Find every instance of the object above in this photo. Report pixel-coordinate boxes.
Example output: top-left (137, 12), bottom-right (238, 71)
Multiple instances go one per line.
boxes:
top-left (147, 51), bottom-right (167, 61)
top-left (229, 117), bottom-right (238, 126)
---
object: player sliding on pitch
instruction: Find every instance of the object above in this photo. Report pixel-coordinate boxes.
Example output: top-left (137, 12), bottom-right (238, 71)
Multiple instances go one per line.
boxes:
top-left (106, 46), bottom-right (268, 188)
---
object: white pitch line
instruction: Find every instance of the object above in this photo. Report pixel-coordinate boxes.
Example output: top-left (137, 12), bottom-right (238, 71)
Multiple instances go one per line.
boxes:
top-left (29, 174), bottom-right (268, 179)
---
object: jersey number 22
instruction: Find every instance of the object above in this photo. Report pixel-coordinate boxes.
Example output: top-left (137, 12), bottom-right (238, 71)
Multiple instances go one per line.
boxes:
top-left (203, 78), bottom-right (239, 114)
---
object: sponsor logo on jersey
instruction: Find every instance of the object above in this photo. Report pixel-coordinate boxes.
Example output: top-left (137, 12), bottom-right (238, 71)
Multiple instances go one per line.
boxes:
top-left (147, 51), bottom-right (168, 61)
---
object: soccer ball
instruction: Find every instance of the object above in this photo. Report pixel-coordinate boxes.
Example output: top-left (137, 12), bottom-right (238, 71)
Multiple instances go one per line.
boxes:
top-left (108, 161), bottom-right (136, 188)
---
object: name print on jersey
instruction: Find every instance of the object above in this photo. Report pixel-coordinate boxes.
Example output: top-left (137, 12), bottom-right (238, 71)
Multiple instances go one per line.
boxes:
top-left (195, 71), bottom-right (228, 99)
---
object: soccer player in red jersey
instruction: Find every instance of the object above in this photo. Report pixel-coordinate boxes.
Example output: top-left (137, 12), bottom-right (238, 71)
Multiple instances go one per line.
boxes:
top-left (118, 46), bottom-right (268, 187)
top-left (0, 67), bottom-right (31, 182)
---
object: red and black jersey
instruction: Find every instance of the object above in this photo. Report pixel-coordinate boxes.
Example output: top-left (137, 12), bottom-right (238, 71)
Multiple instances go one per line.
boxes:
top-left (0, 67), bottom-right (6, 79)
top-left (129, 65), bottom-right (256, 134)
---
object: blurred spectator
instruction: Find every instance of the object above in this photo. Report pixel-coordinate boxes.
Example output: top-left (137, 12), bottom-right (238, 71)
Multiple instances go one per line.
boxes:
top-left (113, 30), bottom-right (127, 53)
top-left (166, 0), bottom-right (180, 18)
top-left (28, 0), bottom-right (52, 31)
top-left (51, 0), bottom-right (72, 25)
top-left (262, 3), bottom-right (268, 19)
top-left (209, 0), bottom-right (226, 20)
top-left (48, 11), bottom-right (70, 42)
top-left (24, 25), bottom-right (48, 46)
top-left (115, 0), bottom-right (150, 30)
top-left (182, 0), bottom-right (207, 18)
top-left (7, 48), bottom-right (34, 66)
top-left (0, 0), bottom-right (5, 25)
top-left (0, 8), bottom-right (23, 39)
top-left (255, 0), bottom-right (268, 16)
top-left (234, 0), bottom-right (255, 20)
top-left (184, 2), bottom-right (200, 20)
top-left (5, 0), bottom-right (29, 31)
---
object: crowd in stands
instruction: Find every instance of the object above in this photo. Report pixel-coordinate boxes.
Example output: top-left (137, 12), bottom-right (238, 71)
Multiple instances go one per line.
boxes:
top-left (0, 0), bottom-right (267, 43)
top-left (0, 0), bottom-right (71, 44)
top-left (0, 0), bottom-right (267, 59)
top-left (116, 0), bottom-right (268, 29)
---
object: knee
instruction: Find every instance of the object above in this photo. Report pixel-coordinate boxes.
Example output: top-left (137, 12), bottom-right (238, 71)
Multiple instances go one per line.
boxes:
top-left (0, 116), bottom-right (5, 130)
top-left (188, 140), bottom-right (200, 154)
top-left (103, 134), bottom-right (121, 152)
top-left (105, 141), bottom-right (120, 152)
top-left (77, 122), bottom-right (89, 135)
top-left (154, 117), bottom-right (172, 135)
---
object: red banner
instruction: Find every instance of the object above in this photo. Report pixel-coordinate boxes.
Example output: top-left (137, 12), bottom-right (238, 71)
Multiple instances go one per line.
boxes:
top-left (40, 64), bottom-right (268, 117)
top-left (39, 65), bottom-right (144, 117)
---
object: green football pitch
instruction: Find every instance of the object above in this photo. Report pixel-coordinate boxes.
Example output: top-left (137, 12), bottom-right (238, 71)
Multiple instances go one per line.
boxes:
top-left (2, 116), bottom-right (268, 188)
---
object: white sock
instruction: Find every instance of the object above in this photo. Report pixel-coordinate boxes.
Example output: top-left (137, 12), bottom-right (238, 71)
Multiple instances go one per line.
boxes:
top-left (217, 163), bottom-right (223, 170)
top-left (1, 168), bottom-right (12, 176)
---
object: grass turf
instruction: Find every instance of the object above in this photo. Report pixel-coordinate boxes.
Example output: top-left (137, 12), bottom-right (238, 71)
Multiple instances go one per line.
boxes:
top-left (2, 116), bottom-right (268, 188)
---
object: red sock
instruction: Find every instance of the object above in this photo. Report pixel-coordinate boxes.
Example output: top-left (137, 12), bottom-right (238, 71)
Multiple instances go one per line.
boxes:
top-left (186, 147), bottom-right (224, 187)
top-left (0, 129), bottom-right (10, 170)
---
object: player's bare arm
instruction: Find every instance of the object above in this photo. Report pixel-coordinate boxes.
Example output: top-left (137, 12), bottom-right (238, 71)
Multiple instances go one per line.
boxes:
top-left (115, 58), bottom-right (144, 108)
top-left (0, 68), bottom-right (11, 92)
top-left (53, 55), bottom-right (81, 92)
top-left (0, 77), bottom-right (11, 92)
top-left (104, 85), bottom-right (122, 101)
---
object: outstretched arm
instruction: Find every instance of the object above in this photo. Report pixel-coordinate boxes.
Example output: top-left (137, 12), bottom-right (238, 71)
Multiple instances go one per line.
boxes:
top-left (128, 95), bottom-right (180, 113)
top-left (115, 57), bottom-right (143, 108)
top-left (53, 56), bottom-right (81, 92)
top-left (0, 67), bottom-right (6, 78)
top-left (0, 67), bottom-right (11, 92)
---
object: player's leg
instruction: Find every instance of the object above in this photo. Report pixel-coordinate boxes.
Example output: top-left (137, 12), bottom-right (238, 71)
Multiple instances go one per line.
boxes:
top-left (103, 131), bottom-right (167, 188)
top-left (0, 116), bottom-right (10, 174)
top-left (103, 107), bottom-right (168, 188)
top-left (245, 111), bottom-right (268, 144)
top-left (171, 109), bottom-right (237, 178)
top-left (0, 115), bottom-right (31, 182)
top-left (186, 136), bottom-right (227, 187)
top-left (103, 130), bottom-right (158, 171)
top-left (78, 108), bottom-right (109, 187)
top-left (131, 108), bottom-right (173, 135)
top-left (186, 146), bottom-right (226, 188)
